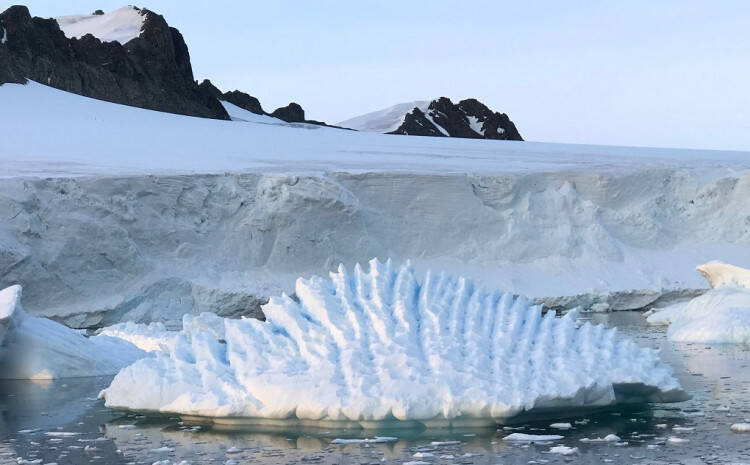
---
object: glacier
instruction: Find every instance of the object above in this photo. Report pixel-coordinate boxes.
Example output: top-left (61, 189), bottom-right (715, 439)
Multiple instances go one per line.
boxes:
top-left (2, 81), bottom-right (750, 328)
top-left (0, 285), bottom-right (145, 379)
top-left (100, 259), bottom-right (687, 428)
top-left (647, 262), bottom-right (750, 344)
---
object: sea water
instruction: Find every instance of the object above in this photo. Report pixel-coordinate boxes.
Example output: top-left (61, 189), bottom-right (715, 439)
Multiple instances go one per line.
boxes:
top-left (1, 312), bottom-right (748, 465)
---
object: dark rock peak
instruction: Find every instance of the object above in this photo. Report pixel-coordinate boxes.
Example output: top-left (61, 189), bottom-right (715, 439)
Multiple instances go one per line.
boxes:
top-left (0, 5), bottom-right (228, 120)
top-left (197, 78), bottom-right (222, 99)
top-left (396, 108), bottom-right (448, 137)
top-left (390, 97), bottom-right (522, 141)
top-left (223, 89), bottom-right (264, 115)
top-left (271, 102), bottom-right (305, 123)
top-left (93, 9), bottom-right (104, 15)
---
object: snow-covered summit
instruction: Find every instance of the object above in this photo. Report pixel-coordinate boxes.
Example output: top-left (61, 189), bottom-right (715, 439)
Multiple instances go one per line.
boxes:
top-left (337, 100), bottom-right (430, 133)
top-left (100, 259), bottom-right (686, 428)
top-left (55, 6), bottom-right (146, 44)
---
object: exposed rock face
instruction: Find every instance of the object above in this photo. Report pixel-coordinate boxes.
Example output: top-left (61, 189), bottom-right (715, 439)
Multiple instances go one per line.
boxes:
top-left (197, 78), bottom-right (222, 100)
top-left (0, 5), bottom-right (228, 120)
top-left (271, 102), bottom-right (305, 123)
top-left (391, 97), bottom-right (522, 140)
top-left (223, 89), bottom-right (265, 115)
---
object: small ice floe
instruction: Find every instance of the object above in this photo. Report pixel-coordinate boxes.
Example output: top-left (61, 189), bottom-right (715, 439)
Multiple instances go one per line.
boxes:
top-left (548, 445), bottom-right (578, 455)
top-left (655, 423), bottom-right (668, 429)
top-left (403, 462), bottom-right (430, 465)
top-left (117, 425), bottom-right (136, 429)
top-left (579, 434), bottom-right (620, 442)
top-left (331, 437), bottom-right (398, 444)
top-left (504, 433), bottom-right (563, 442)
top-left (44, 432), bottom-right (80, 437)
top-left (730, 423), bottom-right (750, 432)
top-left (667, 436), bottom-right (690, 444)
top-left (672, 426), bottom-right (694, 432)
top-left (150, 446), bottom-right (175, 452)
top-left (412, 452), bottom-right (434, 458)
top-left (100, 260), bottom-right (687, 427)
top-left (430, 441), bottom-right (461, 446)
top-left (549, 422), bottom-right (572, 430)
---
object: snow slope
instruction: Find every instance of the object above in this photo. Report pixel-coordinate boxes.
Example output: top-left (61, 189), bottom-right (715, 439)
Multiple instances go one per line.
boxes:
top-left (2, 81), bottom-right (750, 327)
top-left (100, 260), bottom-right (686, 427)
top-left (337, 101), bottom-right (430, 133)
top-left (648, 262), bottom-right (750, 344)
top-left (0, 285), bottom-right (145, 379)
top-left (220, 101), bottom-right (286, 125)
top-left (55, 7), bottom-right (146, 44)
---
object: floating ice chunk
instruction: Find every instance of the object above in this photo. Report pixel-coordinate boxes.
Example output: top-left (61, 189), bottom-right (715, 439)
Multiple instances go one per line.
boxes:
top-left (667, 436), bottom-right (689, 444)
top-left (0, 285), bottom-right (146, 379)
top-left (548, 445), bottom-right (578, 455)
top-left (579, 434), bottom-right (620, 442)
top-left (100, 260), bottom-right (686, 427)
top-left (503, 433), bottom-right (564, 442)
top-left (331, 437), bottom-right (398, 444)
top-left (550, 422), bottom-right (572, 429)
top-left (672, 426), bottom-right (694, 432)
top-left (730, 423), bottom-right (750, 432)
top-left (647, 262), bottom-right (750, 344)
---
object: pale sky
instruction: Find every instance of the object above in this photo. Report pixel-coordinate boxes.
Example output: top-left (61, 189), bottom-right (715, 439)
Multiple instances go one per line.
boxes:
top-left (8, 1), bottom-right (750, 151)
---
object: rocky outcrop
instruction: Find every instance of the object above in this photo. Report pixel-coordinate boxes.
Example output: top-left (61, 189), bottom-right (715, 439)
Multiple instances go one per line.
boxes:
top-left (0, 5), bottom-right (228, 119)
top-left (390, 97), bottom-right (522, 140)
top-left (271, 102), bottom-right (305, 123)
top-left (223, 89), bottom-right (265, 115)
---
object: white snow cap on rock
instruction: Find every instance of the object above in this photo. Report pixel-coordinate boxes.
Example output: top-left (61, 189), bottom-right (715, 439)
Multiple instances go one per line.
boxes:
top-left (100, 259), bottom-right (686, 427)
top-left (55, 6), bottom-right (146, 44)
top-left (0, 285), bottom-right (146, 379)
top-left (337, 101), bottom-right (430, 133)
top-left (648, 261), bottom-right (750, 344)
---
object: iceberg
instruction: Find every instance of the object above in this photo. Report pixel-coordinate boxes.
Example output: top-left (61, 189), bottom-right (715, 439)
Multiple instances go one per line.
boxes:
top-left (100, 259), bottom-right (686, 428)
top-left (0, 285), bottom-right (145, 379)
top-left (647, 262), bottom-right (750, 344)
top-left (97, 320), bottom-right (179, 353)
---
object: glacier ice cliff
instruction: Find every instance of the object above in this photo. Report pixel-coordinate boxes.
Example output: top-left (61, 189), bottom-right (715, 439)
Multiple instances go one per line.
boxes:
top-left (0, 285), bottom-right (145, 379)
top-left (3, 169), bottom-right (750, 329)
top-left (100, 259), bottom-right (687, 428)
